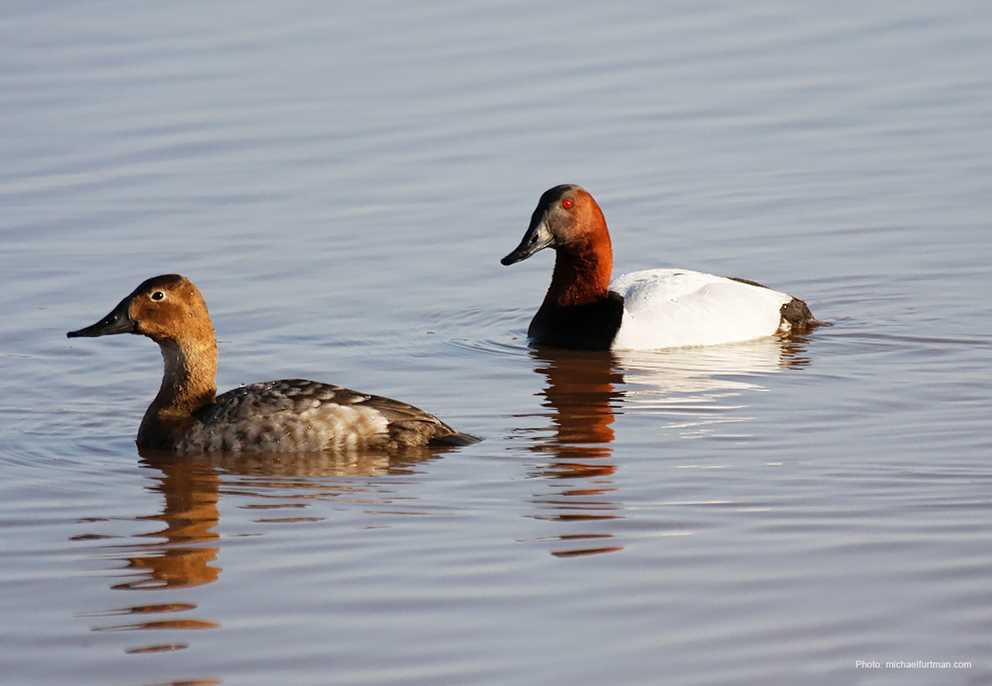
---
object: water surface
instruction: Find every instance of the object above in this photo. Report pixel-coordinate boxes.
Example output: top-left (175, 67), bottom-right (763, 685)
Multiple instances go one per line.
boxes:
top-left (2, 2), bottom-right (991, 684)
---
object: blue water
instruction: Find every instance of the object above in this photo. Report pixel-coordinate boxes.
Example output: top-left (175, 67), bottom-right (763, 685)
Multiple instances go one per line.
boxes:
top-left (1, 2), bottom-right (990, 684)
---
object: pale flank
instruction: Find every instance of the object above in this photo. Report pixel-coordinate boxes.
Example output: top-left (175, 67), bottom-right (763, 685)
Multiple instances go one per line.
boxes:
top-left (610, 269), bottom-right (793, 350)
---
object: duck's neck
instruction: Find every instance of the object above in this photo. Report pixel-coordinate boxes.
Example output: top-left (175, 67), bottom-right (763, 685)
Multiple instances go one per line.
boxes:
top-left (138, 336), bottom-right (217, 448)
top-left (544, 238), bottom-right (613, 307)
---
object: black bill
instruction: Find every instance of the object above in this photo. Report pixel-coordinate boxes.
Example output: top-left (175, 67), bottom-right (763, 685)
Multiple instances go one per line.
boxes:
top-left (500, 218), bottom-right (555, 266)
top-left (67, 297), bottom-right (136, 338)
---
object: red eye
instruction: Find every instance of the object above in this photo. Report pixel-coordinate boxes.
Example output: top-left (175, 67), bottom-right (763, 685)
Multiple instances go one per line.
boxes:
top-left (561, 198), bottom-right (574, 209)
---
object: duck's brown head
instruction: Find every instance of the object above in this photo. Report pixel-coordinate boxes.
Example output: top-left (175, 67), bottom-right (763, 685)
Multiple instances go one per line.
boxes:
top-left (67, 274), bottom-right (213, 344)
top-left (501, 184), bottom-right (611, 266)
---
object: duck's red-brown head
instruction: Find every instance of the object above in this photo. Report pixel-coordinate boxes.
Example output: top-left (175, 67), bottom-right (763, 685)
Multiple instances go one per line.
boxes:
top-left (67, 274), bottom-right (214, 345)
top-left (502, 185), bottom-right (614, 305)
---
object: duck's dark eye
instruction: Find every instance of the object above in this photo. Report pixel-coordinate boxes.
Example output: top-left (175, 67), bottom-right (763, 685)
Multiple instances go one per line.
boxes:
top-left (561, 198), bottom-right (574, 209)
top-left (151, 291), bottom-right (166, 301)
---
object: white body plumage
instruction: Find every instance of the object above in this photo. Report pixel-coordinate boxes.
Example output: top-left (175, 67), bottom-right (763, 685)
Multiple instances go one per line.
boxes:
top-left (609, 269), bottom-right (795, 350)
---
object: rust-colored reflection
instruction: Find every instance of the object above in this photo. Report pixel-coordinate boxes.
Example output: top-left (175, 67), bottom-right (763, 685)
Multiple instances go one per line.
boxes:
top-left (529, 348), bottom-right (624, 460)
top-left (525, 348), bottom-right (625, 557)
top-left (75, 445), bottom-right (451, 654)
top-left (522, 336), bottom-right (814, 557)
top-left (119, 455), bottom-right (222, 591)
top-left (74, 454), bottom-right (225, 645)
top-left (124, 642), bottom-right (189, 654)
top-left (115, 447), bottom-right (448, 592)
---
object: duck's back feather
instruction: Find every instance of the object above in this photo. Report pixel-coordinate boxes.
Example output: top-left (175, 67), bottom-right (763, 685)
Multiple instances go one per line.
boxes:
top-left (178, 379), bottom-right (470, 454)
top-left (609, 269), bottom-right (795, 350)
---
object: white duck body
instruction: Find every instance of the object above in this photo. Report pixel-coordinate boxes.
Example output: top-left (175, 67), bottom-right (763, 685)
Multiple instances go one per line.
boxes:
top-left (609, 269), bottom-right (796, 350)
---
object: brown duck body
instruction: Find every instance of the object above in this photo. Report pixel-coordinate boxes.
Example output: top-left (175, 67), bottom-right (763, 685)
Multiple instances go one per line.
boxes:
top-left (143, 379), bottom-right (469, 454)
top-left (68, 275), bottom-right (474, 454)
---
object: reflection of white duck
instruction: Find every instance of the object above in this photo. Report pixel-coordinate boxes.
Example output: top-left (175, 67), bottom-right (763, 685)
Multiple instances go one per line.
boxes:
top-left (528, 335), bottom-right (808, 446)
top-left (614, 337), bottom-right (809, 434)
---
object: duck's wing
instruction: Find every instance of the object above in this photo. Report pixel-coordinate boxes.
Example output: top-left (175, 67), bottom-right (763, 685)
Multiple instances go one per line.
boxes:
top-left (204, 380), bottom-right (369, 419)
top-left (188, 380), bottom-right (475, 453)
top-left (609, 269), bottom-right (798, 350)
top-left (347, 389), bottom-right (478, 447)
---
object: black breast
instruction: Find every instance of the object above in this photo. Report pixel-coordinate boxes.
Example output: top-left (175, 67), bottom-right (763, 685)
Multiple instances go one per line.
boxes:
top-left (527, 291), bottom-right (625, 350)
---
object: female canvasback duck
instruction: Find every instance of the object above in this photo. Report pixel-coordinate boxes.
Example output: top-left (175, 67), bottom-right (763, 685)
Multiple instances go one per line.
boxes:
top-left (501, 184), bottom-right (818, 350)
top-left (67, 275), bottom-right (476, 454)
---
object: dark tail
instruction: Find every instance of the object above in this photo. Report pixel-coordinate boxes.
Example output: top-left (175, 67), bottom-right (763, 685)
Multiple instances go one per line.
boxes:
top-left (780, 297), bottom-right (826, 333)
top-left (431, 430), bottom-right (481, 447)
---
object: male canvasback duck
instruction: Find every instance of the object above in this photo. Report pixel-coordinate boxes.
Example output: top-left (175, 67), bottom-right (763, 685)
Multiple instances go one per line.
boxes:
top-left (67, 275), bottom-right (476, 454)
top-left (501, 184), bottom-right (818, 350)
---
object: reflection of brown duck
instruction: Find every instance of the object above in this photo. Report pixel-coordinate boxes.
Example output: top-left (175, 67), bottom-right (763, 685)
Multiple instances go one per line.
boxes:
top-left (117, 453), bottom-right (222, 591)
top-left (78, 453), bottom-right (223, 649)
top-left (118, 445), bottom-right (451, 591)
top-left (120, 446), bottom-right (451, 591)
top-left (82, 446), bottom-right (450, 648)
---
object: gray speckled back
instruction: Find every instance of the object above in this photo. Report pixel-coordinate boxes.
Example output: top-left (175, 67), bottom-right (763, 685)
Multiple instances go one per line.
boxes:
top-left (177, 379), bottom-right (464, 454)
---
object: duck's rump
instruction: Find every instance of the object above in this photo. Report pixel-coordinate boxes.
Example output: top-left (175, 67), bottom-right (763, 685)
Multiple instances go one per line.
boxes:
top-left (178, 379), bottom-right (472, 454)
top-left (609, 269), bottom-right (813, 350)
